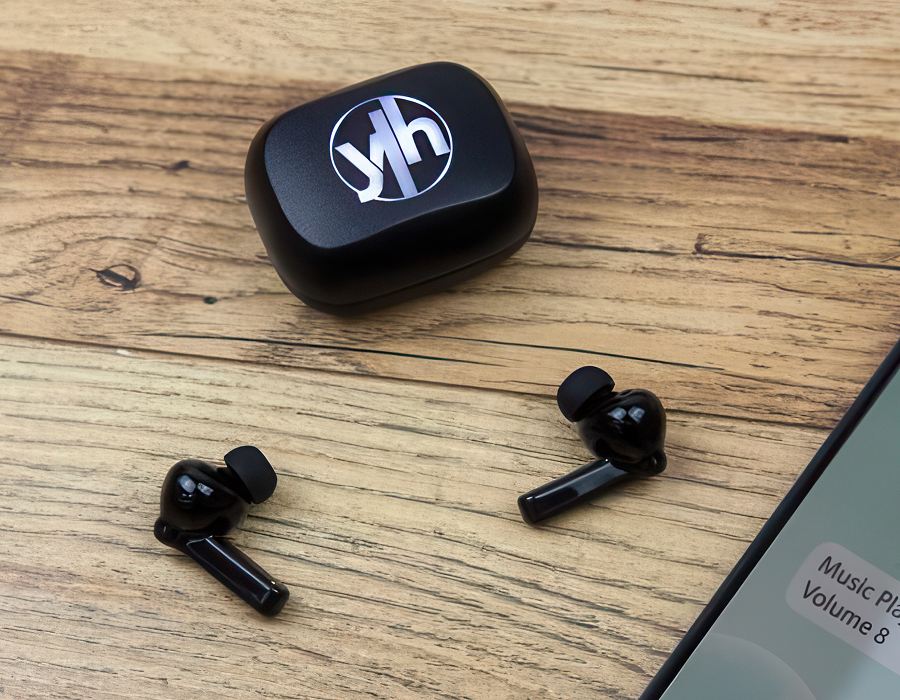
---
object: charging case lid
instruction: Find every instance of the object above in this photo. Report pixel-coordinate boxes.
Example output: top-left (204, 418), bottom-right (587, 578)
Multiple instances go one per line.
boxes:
top-left (245, 62), bottom-right (537, 315)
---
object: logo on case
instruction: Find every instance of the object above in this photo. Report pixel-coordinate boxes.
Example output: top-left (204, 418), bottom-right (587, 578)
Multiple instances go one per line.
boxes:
top-left (330, 95), bottom-right (452, 203)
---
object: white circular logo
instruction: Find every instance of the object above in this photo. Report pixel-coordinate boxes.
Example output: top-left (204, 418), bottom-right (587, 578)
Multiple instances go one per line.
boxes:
top-left (329, 95), bottom-right (453, 203)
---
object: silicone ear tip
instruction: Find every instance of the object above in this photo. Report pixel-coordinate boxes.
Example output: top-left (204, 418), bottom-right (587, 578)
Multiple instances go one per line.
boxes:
top-left (556, 366), bottom-right (615, 422)
top-left (224, 446), bottom-right (277, 504)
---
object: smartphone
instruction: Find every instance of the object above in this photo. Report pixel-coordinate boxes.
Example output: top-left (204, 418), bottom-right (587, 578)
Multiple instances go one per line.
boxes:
top-left (642, 340), bottom-right (900, 700)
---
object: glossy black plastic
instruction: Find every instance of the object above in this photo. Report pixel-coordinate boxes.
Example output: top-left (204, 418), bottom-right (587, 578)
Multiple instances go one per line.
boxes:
top-left (154, 452), bottom-right (289, 616)
top-left (518, 459), bottom-right (633, 524)
top-left (572, 388), bottom-right (667, 475)
top-left (245, 62), bottom-right (538, 314)
top-left (518, 367), bottom-right (667, 524)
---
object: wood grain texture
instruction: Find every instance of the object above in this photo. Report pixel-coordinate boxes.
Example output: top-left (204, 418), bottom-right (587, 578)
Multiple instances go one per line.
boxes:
top-left (1, 2), bottom-right (899, 137)
top-left (0, 51), bottom-right (897, 430)
top-left (0, 337), bottom-right (827, 699)
top-left (0, 4), bottom-right (898, 698)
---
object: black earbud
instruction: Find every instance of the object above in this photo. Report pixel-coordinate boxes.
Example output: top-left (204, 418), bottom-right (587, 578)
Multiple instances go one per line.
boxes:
top-left (518, 367), bottom-right (667, 524)
top-left (154, 446), bottom-right (289, 616)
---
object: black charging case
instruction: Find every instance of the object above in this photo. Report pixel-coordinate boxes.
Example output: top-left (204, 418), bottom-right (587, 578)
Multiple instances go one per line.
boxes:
top-left (245, 62), bottom-right (537, 315)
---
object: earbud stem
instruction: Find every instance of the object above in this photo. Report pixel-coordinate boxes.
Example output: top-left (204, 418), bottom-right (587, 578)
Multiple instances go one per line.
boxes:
top-left (517, 459), bottom-right (633, 524)
top-left (181, 534), bottom-right (289, 616)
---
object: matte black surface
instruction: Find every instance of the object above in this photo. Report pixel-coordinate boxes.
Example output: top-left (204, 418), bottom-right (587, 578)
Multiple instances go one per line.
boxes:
top-left (224, 445), bottom-right (277, 504)
top-left (641, 340), bottom-right (900, 699)
top-left (245, 62), bottom-right (538, 314)
top-left (154, 451), bottom-right (289, 616)
top-left (557, 366), bottom-right (615, 422)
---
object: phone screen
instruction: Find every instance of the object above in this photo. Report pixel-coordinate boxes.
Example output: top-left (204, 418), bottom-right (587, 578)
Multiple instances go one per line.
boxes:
top-left (659, 361), bottom-right (900, 699)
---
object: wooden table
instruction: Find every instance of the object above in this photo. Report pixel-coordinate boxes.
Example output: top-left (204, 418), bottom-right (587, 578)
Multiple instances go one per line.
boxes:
top-left (1, 3), bottom-right (898, 698)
